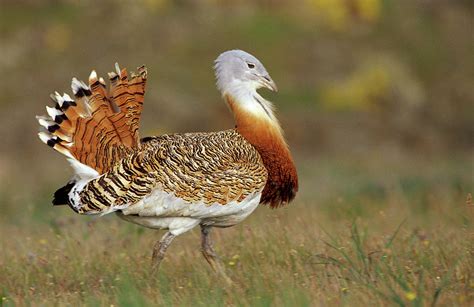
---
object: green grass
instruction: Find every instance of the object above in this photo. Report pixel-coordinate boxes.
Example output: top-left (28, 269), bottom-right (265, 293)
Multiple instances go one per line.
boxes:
top-left (0, 157), bottom-right (472, 306)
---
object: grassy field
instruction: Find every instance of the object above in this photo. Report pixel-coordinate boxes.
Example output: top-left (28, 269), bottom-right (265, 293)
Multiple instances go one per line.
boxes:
top-left (1, 155), bottom-right (472, 306)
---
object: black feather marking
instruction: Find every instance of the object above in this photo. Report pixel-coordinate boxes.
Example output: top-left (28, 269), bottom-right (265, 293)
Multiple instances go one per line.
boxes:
top-left (48, 124), bottom-right (60, 132)
top-left (46, 137), bottom-right (63, 147)
top-left (75, 88), bottom-right (92, 98)
top-left (53, 181), bottom-right (76, 206)
top-left (60, 100), bottom-right (77, 111)
top-left (54, 114), bottom-right (68, 124)
top-left (141, 136), bottom-right (155, 143)
top-left (46, 139), bottom-right (56, 147)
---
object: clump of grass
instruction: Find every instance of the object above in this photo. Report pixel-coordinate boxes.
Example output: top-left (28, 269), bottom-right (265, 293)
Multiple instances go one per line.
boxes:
top-left (312, 220), bottom-right (464, 306)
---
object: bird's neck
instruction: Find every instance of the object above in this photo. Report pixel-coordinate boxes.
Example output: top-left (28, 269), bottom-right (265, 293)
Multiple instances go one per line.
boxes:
top-left (225, 92), bottom-right (281, 145)
top-left (225, 93), bottom-right (298, 207)
top-left (223, 82), bottom-right (278, 122)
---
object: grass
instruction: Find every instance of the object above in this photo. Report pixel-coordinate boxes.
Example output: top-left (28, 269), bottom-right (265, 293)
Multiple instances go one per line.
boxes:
top-left (0, 156), bottom-right (473, 306)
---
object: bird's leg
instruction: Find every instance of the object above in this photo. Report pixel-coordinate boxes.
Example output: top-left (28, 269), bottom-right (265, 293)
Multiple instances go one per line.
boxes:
top-left (151, 231), bottom-right (175, 272)
top-left (200, 226), bottom-right (231, 283)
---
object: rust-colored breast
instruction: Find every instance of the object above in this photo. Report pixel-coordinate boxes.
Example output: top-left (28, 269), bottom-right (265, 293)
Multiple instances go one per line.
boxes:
top-left (226, 95), bottom-right (298, 208)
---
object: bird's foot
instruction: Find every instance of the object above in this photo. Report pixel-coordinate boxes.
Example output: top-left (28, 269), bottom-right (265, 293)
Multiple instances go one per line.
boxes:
top-left (202, 249), bottom-right (233, 285)
top-left (201, 226), bottom-right (232, 284)
top-left (151, 231), bottom-right (175, 273)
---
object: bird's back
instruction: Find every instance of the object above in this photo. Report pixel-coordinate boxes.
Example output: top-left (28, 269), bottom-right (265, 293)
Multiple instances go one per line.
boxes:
top-left (78, 129), bottom-right (268, 216)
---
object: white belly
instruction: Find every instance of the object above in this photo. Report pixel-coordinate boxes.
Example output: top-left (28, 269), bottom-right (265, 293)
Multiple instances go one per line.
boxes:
top-left (116, 188), bottom-right (262, 235)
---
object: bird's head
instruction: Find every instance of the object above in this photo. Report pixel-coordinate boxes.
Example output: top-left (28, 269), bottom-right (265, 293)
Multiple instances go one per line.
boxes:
top-left (214, 50), bottom-right (279, 122)
top-left (214, 50), bottom-right (278, 95)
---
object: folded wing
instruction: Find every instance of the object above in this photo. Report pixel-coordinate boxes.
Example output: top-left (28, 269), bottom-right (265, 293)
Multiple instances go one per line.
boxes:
top-left (76, 130), bottom-right (268, 214)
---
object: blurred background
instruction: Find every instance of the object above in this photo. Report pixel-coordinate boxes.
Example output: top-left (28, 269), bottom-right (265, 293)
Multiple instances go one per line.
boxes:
top-left (0, 0), bottom-right (472, 235)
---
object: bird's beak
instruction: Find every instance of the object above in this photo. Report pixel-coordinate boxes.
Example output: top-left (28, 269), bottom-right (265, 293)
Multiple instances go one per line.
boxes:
top-left (261, 75), bottom-right (278, 92)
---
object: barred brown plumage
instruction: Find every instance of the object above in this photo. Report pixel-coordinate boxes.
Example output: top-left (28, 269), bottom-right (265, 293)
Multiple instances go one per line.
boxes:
top-left (77, 130), bottom-right (267, 214)
top-left (36, 50), bottom-right (298, 279)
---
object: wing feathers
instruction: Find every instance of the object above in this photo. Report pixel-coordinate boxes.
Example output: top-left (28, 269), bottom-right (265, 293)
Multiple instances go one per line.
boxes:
top-left (75, 130), bottom-right (268, 214)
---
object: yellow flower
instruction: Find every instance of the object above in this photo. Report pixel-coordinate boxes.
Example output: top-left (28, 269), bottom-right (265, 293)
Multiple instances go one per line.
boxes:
top-left (355, 0), bottom-right (381, 23)
top-left (305, 0), bottom-right (350, 31)
top-left (405, 291), bottom-right (416, 301)
top-left (321, 62), bottom-right (390, 111)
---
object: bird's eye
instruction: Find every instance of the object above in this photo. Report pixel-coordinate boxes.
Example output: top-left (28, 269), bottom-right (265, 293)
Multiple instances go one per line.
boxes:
top-left (247, 63), bottom-right (255, 69)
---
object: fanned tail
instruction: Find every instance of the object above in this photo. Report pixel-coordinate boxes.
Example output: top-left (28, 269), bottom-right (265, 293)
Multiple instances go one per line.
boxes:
top-left (36, 64), bottom-right (148, 175)
top-left (109, 64), bottom-right (147, 143)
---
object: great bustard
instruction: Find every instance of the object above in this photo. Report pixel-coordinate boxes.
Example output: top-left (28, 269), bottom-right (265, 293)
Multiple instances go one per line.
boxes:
top-left (36, 50), bottom-right (298, 275)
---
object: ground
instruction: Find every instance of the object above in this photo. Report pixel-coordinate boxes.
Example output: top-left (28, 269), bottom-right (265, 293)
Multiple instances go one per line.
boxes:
top-left (1, 155), bottom-right (472, 306)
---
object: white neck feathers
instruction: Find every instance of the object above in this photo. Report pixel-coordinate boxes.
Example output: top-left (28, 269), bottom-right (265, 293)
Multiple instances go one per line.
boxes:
top-left (222, 81), bottom-right (278, 123)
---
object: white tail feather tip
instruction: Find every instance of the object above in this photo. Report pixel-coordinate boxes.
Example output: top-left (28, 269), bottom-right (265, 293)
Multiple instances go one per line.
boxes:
top-left (89, 70), bottom-right (97, 82)
top-left (38, 118), bottom-right (55, 128)
top-left (71, 78), bottom-right (90, 94)
top-left (115, 63), bottom-right (121, 76)
top-left (38, 132), bottom-right (51, 144)
top-left (54, 92), bottom-right (64, 104)
top-left (71, 78), bottom-right (83, 94)
top-left (62, 93), bottom-right (73, 101)
top-left (46, 106), bottom-right (63, 118)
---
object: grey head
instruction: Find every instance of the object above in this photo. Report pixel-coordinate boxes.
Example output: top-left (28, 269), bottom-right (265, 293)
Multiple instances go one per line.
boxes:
top-left (214, 50), bottom-right (277, 95)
